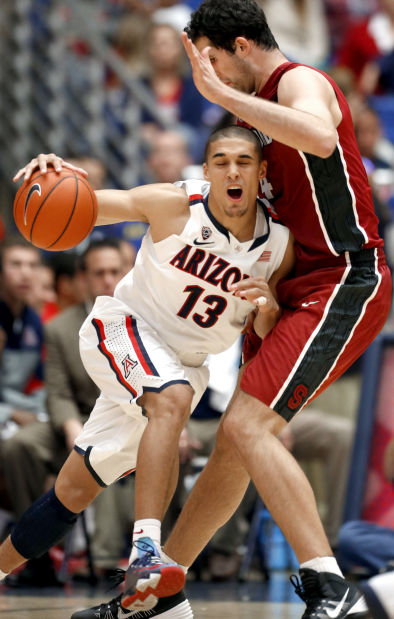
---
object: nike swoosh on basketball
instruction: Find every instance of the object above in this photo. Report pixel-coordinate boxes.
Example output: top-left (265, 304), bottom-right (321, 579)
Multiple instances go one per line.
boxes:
top-left (193, 238), bottom-right (214, 246)
top-left (301, 301), bottom-right (320, 307)
top-left (326, 588), bottom-right (349, 619)
top-left (24, 183), bottom-right (41, 225)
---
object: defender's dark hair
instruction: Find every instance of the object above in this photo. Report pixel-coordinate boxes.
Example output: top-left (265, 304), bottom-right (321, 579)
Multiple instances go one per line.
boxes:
top-left (204, 125), bottom-right (263, 162)
top-left (78, 238), bottom-right (121, 271)
top-left (185, 0), bottom-right (278, 53)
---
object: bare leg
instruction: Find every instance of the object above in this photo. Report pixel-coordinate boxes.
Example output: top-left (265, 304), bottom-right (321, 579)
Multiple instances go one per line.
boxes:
top-left (223, 390), bottom-right (332, 562)
top-left (164, 388), bottom-right (331, 566)
top-left (135, 384), bottom-right (193, 520)
top-left (0, 451), bottom-right (103, 574)
top-left (164, 420), bottom-right (250, 566)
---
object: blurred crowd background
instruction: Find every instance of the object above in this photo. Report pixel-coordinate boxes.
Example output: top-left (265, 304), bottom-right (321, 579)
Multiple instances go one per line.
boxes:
top-left (0, 0), bottom-right (393, 590)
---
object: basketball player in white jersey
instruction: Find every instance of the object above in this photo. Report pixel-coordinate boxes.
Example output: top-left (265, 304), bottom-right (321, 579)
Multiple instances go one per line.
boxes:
top-left (5, 126), bottom-right (294, 617)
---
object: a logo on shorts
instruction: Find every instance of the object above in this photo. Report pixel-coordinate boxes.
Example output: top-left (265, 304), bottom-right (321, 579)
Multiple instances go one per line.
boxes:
top-left (287, 384), bottom-right (309, 411)
top-left (122, 354), bottom-right (138, 378)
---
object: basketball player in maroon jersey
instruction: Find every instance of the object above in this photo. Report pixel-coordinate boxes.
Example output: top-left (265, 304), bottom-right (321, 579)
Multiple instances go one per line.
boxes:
top-left (160, 0), bottom-right (391, 616)
top-left (68, 1), bottom-right (392, 618)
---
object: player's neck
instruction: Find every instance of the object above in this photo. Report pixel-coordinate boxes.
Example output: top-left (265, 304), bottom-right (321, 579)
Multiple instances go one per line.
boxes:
top-left (254, 48), bottom-right (288, 94)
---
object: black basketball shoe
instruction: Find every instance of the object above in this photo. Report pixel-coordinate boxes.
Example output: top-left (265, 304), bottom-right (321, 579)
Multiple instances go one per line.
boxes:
top-left (291, 569), bottom-right (368, 619)
top-left (70, 590), bottom-right (193, 619)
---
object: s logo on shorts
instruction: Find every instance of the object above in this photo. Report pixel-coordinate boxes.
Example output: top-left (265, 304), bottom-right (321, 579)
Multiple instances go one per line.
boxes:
top-left (122, 354), bottom-right (138, 379)
top-left (287, 384), bottom-right (309, 410)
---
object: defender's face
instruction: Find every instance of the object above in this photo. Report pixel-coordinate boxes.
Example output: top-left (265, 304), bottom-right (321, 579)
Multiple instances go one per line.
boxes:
top-left (203, 136), bottom-right (266, 219)
top-left (195, 36), bottom-right (255, 94)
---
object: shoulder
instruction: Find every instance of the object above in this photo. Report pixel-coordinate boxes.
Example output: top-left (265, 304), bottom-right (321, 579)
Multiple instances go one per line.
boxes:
top-left (278, 65), bottom-right (334, 102)
top-left (24, 306), bottom-right (43, 334)
top-left (45, 304), bottom-right (86, 337)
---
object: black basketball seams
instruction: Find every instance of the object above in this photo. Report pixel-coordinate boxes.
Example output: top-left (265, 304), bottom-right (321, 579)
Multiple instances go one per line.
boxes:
top-left (30, 175), bottom-right (76, 245)
top-left (77, 177), bottom-right (97, 234)
top-left (46, 170), bottom-right (79, 249)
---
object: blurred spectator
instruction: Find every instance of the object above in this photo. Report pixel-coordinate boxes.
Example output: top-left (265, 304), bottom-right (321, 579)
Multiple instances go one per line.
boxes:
top-left (67, 157), bottom-right (107, 191)
top-left (0, 235), bottom-right (47, 573)
top-left (139, 23), bottom-right (211, 156)
top-left (359, 50), bottom-right (394, 95)
top-left (324, 0), bottom-right (378, 60)
top-left (27, 261), bottom-right (57, 322)
top-left (337, 438), bottom-right (394, 576)
top-left (143, 129), bottom-right (192, 184)
top-left (336, 0), bottom-right (394, 91)
top-left (119, 239), bottom-right (137, 274)
top-left (49, 253), bottom-right (80, 315)
top-left (354, 105), bottom-right (394, 169)
top-left (353, 105), bottom-right (394, 252)
top-left (0, 236), bottom-right (46, 433)
top-left (258, 0), bottom-right (330, 68)
top-left (2, 239), bottom-right (132, 586)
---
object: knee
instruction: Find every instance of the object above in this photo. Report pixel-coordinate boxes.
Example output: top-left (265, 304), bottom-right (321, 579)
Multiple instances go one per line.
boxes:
top-left (144, 387), bottom-right (193, 429)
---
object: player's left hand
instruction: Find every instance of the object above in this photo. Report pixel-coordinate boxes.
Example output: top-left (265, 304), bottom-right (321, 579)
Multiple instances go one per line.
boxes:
top-left (230, 276), bottom-right (279, 314)
top-left (181, 33), bottom-right (227, 105)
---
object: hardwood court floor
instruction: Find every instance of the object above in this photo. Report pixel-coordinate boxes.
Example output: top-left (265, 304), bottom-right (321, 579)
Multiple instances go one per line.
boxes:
top-left (0, 577), bottom-right (305, 618)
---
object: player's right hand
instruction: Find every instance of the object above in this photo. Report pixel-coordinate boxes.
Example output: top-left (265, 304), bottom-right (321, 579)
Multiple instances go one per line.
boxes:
top-left (13, 153), bottom-right (88, 182)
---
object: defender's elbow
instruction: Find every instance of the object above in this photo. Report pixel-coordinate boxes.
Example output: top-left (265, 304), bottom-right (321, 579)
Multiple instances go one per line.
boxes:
top-left (316, 130), bottom-right (337, 159)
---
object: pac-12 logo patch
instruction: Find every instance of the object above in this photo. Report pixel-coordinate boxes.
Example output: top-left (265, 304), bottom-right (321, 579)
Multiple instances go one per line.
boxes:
top-left (201, 226), bottom-right (212, 240)
top-left (122, 354), bottom-right (137, 378)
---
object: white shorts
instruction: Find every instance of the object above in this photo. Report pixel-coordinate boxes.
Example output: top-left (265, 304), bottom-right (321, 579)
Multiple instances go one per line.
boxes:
top-left (75, 296), bottom-right (209, 486)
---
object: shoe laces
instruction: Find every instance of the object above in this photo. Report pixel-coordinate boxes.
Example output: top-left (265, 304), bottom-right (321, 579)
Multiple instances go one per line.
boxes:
top-left (132, 540), bottom-right (162, 568)
top-left (96, 593), bottom-right (156, 618)
top-left (290, 571), bottom-right (322, 612)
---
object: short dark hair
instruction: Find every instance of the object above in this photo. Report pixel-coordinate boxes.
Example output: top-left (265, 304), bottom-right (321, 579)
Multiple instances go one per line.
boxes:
top-left (185, 0), bottom-right (278, 53)
top-left (0, 234), bottom-right (41, 273)
top-left (204, 125), bottom-right (264, 162)
top-left (78, 238), bottom-right (121, 271)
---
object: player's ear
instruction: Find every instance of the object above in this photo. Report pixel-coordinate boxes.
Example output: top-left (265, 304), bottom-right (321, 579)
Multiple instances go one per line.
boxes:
top-left (234, 37), bottom-right (251, 57)
top-left (203, 162), bottom-right (209, 181)
top-left (259, 160), bottom-right (267, 180)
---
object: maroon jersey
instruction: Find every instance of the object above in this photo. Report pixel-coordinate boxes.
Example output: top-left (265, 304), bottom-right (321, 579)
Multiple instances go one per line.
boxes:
top-left (239, 61), bottom-right (383, 276)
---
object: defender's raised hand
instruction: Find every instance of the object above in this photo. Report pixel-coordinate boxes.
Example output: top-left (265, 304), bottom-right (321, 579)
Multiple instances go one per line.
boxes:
top-left (181, 32), bottom-right (225, 105)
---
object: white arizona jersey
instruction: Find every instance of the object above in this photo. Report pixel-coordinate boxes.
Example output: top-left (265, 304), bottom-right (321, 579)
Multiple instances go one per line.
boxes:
top-left (114, 179), bottom-right (289, 366)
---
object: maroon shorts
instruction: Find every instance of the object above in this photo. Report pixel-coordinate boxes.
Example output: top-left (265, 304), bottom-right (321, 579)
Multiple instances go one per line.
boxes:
top-left (241, 248), bottom-right (392, 420)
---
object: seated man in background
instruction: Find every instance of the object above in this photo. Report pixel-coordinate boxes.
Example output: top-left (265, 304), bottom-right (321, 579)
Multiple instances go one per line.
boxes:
top-left (0, 235), bottom-right (48, 578)
top-left (0, 236), bottom-right (46, 433)
top-left (2, 239), bottom-right (132, 586)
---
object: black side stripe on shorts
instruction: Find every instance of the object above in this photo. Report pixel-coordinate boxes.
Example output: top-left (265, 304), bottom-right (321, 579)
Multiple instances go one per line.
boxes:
top-left (271, 249), bottom-right (380, 420)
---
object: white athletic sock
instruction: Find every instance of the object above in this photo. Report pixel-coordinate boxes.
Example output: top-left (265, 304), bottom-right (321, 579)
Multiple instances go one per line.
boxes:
top-left (300, 556), bottom-right (343, 577)
top-left (0, 569), bottom-right (8, 581)
top-left (129, 519), bottom-right (161, 564)
top-left (160, 548), bottom-right (188, 573)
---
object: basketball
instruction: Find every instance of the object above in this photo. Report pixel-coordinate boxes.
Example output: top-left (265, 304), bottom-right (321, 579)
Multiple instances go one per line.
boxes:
top-left (13, 168), bottom-right (98, 251)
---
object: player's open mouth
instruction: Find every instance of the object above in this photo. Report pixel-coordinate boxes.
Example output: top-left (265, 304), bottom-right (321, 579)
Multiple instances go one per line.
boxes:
top-left (227, 187), bottom-right (243, 201)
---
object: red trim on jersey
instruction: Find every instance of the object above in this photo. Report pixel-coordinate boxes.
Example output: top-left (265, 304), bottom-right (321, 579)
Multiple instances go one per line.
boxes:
top-left (189, 194), bottom-right (203, 202)
top-left (94, 318), bottom-right (138, 398)
top-left (125, 316), bottom-right (154, 375)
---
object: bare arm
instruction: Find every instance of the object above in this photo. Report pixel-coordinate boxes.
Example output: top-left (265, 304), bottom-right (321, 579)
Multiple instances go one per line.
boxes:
top-left (13, 153), bottom-right (188, 231)
top-left (234, 233), bottom-right (295, 339)
top-left (182, 35), bottom-right (340, 158)
top-left (94, 183), bottom-right (185, 226)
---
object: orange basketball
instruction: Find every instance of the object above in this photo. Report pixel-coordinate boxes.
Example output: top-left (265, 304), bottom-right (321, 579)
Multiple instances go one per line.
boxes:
top-left (13, 168), bottom-right (98, 251)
